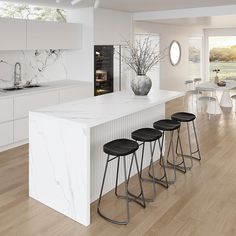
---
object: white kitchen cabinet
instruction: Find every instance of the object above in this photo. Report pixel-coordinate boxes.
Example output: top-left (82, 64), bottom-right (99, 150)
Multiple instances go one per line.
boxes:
top-left (0, 18), bottom-right (27, 50)
top-left (0, 122), bottom-right (13, 147)
top-left (14, 118), bottom-right (28, 142)
top-left (0, 98), bottom-right (14, 123)
top-left (27, 20), bottom-right (82, 50)
top-left (0, 82), bottom-right (93, 150)
top-left (14, 91), bottom-right (59, 119)
top-left (59, 85), bottom-right (93, 103)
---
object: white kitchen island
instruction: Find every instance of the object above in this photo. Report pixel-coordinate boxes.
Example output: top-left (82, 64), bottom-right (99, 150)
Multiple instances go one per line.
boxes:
top-left (29, 90), bottom-right (182, 226)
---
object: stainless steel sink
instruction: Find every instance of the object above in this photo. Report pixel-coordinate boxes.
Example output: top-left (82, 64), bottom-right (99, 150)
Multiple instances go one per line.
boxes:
top-left (1, 84), bottom-right (41, 92)
top-left (23, 84), bottom-right (41, 88)
top-left (2, 87), bottom-right (24, 91)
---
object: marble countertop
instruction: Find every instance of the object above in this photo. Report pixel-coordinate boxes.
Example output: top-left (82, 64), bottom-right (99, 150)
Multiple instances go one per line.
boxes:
top-left (0, 80), bottom-right (92, 99)
top-left (31, 90), bottom-right (183, 128)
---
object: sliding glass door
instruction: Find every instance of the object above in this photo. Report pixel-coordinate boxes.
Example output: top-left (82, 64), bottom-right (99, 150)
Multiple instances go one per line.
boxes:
top-left (209, 36), bottom-right (236, 80)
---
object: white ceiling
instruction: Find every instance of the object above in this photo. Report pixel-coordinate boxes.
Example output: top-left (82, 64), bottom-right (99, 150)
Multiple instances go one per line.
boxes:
top-left (2, 0), bottom-right (236, 11)
top-left (152, 15), bottom-right (236, 28)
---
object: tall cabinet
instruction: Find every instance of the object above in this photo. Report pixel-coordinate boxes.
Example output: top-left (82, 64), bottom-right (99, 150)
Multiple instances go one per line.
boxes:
top-left (94, 45), bottom-right (114, 96)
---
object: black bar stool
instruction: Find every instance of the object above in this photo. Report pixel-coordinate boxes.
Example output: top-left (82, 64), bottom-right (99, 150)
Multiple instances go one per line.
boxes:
top-left (171, 112), bottom-right (201, 168)
top-left (153, 119), bottom-right (186, 184)
top-left (97, 138), bottom-right (146, 225)
top-left (131, 128), bottom-right (168, 198)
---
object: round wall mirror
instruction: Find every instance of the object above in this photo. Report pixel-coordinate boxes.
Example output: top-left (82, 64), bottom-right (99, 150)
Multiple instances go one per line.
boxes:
top-left (169, 40), bottom-right (181, 66)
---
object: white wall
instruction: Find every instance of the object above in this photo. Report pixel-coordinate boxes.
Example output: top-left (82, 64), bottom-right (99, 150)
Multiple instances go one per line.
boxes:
top-left (135, 21), bottom-right (203, 91)
top-left (66, 8), bottom-right (94, 83)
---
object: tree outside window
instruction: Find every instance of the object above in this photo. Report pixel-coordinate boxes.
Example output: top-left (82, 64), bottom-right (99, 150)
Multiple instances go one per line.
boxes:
top-left (209, 36), bottom-right (236, 80)
top-left (0, 2), bottom-right (66, 22)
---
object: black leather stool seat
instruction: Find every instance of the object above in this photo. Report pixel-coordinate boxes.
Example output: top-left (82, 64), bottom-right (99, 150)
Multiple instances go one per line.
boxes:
top-left (132, 128), bottom-right (162, 142)
top-left (171, 112), bottom-right (196, 122)
top-left (103, 139), bottom-right (139, 156)
top-left (153, 119), bottom-right (180, 131)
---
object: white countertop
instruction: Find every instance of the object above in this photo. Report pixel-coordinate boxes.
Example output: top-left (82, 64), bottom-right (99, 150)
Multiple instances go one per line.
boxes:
top-left (31, 90), bottom-right (183, 128)
top-left (0, 80), bottom-right (92, 99)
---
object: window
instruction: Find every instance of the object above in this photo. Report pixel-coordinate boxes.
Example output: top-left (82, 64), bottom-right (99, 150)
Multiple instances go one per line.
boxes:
top-left (209, 36), bottom-right (236, 80)
top-left (0, 2), bottom-right (66, 22)
top-left (188, 37), bottom-right (202, 80)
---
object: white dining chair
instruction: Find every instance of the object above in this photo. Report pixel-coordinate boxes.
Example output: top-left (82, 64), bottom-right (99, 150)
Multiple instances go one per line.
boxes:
top-left (183, 80), bottom-right (197, 110)
top-left (231, 95), bottom-right (236, 112)
top-left (193, 78), bottom-right (202, 88)
top-left (197, 88), bottom-right (221, 119)
top-left (185, 80), bottom-right (194, 91)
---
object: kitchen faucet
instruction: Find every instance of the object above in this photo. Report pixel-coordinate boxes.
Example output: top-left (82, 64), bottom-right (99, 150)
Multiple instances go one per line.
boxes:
top-left (14, 62), bottom-right (21, 87)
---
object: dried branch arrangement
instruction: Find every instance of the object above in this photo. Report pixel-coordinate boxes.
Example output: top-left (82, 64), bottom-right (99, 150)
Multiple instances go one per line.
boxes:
top-left (120, 36), bottom-right (167, 76)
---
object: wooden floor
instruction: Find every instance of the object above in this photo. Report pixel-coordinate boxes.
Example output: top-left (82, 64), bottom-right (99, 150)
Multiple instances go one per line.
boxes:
top-left (1, 96), bottom-right (236, 236)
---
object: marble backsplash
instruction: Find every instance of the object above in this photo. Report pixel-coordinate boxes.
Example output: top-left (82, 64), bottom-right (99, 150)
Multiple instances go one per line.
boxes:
top-left (0, 49), bottom-right (68, 88)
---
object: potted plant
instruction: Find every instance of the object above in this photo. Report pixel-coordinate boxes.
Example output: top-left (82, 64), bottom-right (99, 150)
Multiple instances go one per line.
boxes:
top-left (120, 36), bottom-right (166, 96)
top-left (213, 68), bottom-right (220, 84)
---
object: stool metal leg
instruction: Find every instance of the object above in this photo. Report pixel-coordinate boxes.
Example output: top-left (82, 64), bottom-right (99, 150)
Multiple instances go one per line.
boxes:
top-left (148, 139), bottom-right (169, 188)
top-left (139, 142), bottom-right (146, 178)
top-left (160, 131), bottom-right (177, 184)
top-left (192, 120), bottom-right (202, 160)
top-left (125, 153), bottom-right (146, 207)
top-left (117, 153), bottom-right (146, 208)
top-left (135, 141), bottom-right (157, 201)
top-left (115, 156), bottom-right (120, 197)
top-left (168, 128), bottom-right (187, 173)
top-left (175, 120), bottom-right (201, 162)
top-left (174, 124), bottom-right (193, 170)
top-left (97, 155), bottom-right (129, 225)
top-left (123, 156), bottom-right (130, 224)
top-left (134, 152), bottom-right (146, 207)
top-left (169, 131), bottom-right (177, 183)
top-left (186, 122), bottom-right (194, 168)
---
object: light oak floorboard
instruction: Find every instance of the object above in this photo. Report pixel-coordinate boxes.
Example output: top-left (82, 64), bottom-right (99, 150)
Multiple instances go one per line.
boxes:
top-left (0, 95), bottom-right (236, 236)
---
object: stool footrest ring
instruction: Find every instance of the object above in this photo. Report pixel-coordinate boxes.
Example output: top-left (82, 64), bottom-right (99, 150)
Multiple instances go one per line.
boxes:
top-left (97, 208), bottom-right (128, 225)
top-left (164, 160), bottom-right (187, 173)
top-left (147, 172), bottom-right (168, 188)
top-left (115, 192), bottom-right (146, 207)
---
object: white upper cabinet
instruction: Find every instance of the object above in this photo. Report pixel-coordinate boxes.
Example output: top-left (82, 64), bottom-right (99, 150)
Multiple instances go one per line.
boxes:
top-left (0, 18), bottom-right (82, 50)
top-left (0, 18), bottom-right (27, 50)
top-left (27, 20), bottom-right (82, 50)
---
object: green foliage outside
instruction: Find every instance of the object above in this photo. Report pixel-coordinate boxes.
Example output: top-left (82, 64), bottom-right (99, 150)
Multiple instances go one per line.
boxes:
top-left (0, 2), bottom-right (66, 22)
top-left (210, 45), bottom-right (236, 62)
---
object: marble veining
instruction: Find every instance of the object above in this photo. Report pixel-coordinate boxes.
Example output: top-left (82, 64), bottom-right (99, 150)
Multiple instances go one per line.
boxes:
top-left (32, 90), bottom-right (183, 128)
top-left (0, 49), bottom-right (68, 88)
top-left (29, 90), bottom-right (181, 226)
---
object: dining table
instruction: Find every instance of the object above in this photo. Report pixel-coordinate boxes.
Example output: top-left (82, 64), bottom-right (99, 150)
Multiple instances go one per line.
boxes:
top-left (196, 80), bottom-right (236, 108)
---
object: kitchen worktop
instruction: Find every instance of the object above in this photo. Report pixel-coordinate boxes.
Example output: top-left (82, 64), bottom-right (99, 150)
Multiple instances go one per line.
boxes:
top-left (29, 89), bottom-right (182, 226)
top-left (0, 80), bottom-right (92, 99)
top-left (31, 90), bottom-right (183, 128)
